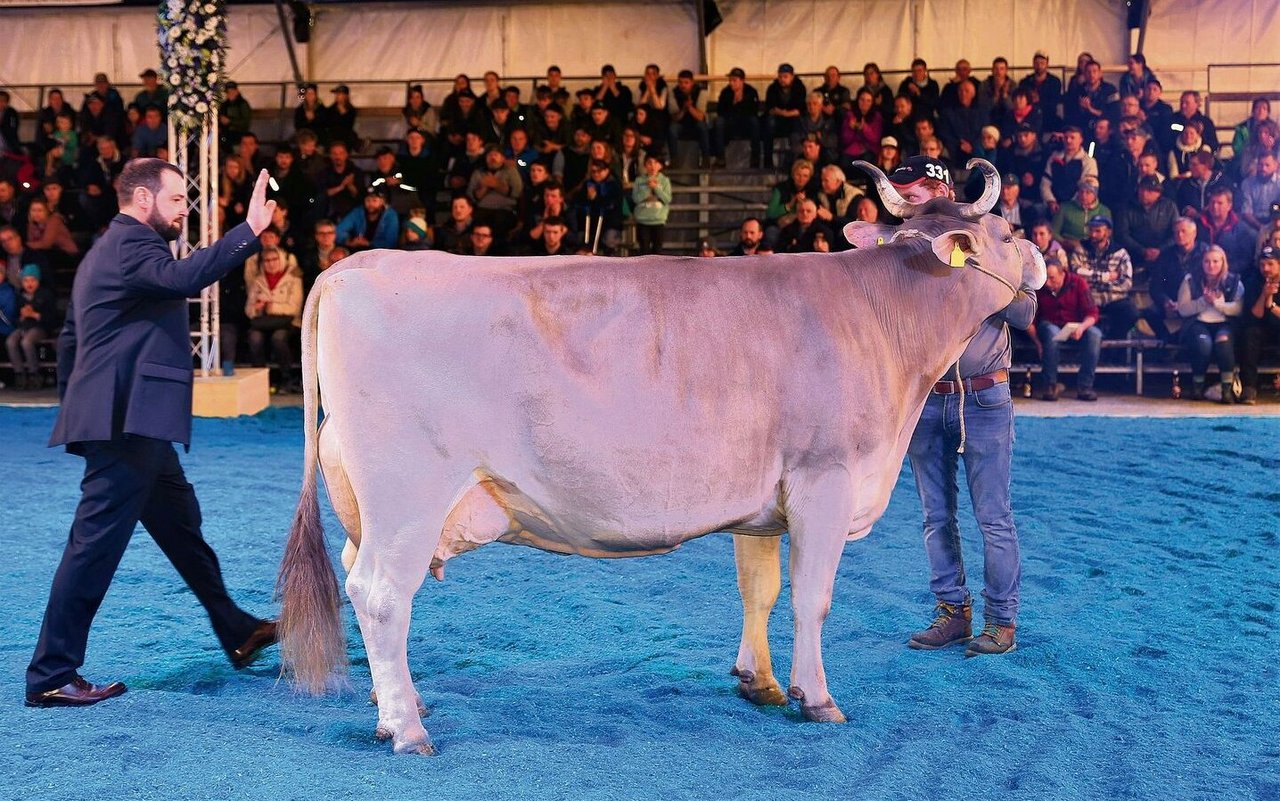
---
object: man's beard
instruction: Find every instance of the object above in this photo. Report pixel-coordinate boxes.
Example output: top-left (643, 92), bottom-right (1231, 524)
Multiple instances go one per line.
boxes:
top-left (148, 207), bottom-right (182, 242)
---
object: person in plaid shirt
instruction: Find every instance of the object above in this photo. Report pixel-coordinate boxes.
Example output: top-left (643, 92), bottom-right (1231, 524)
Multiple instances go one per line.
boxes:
top-left (1070, 215), bottom-right (1138, 339)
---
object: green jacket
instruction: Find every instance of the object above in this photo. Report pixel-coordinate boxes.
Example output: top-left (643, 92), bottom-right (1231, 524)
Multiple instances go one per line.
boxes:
top-left (630, 172), bottom-right (672, 225)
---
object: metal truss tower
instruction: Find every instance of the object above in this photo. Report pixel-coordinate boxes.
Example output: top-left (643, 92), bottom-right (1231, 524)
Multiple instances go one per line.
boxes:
top-left (169, 114), bottom-right (221, 377)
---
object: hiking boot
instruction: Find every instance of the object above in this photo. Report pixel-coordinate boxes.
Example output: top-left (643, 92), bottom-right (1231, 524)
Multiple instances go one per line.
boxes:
top-left (1190, 378), bottom-right (1205, 400)
top-left (964, 621), bottom-right (1017, 657)
top-left (1040, 383), bottom-right (1059, 401)
top-left (907, 601), bottom-right (972, 650)
top-left (1076, 388), bottom-right (1098, 401)
top-left (1241, 387), bottom-right (1258, 405)
top-left (1219, 381), bottom-right (1237, 404)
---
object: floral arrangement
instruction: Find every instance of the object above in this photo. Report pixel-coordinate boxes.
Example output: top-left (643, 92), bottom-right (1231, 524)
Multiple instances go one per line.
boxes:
top-left (157, 0), bottom-right (228, 132)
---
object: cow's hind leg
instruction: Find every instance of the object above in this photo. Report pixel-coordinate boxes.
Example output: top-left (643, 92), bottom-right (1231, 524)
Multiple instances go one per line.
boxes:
top-left (731, 533), bottom-right (787, 706)
top-left (784, 469), bottom-right (852, 723)
top-left (345, 498), bottom-right (448, 755)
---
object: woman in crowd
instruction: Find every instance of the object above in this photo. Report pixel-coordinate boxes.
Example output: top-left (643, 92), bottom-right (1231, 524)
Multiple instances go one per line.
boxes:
top-left (293, 83), bottom-right (325, 138)
top-left (245, 246), bottom-right (304, 393)
top-left (218, 155), bottom-right (253, 233)
top-left (1177, 244), bottom-right (1244, 401)
top-left (860, 63), bottom-right (895, 119)
top-left (765, 158), bottom-right (817, 231)
top-left (838, 88), bottom-right (883, 172)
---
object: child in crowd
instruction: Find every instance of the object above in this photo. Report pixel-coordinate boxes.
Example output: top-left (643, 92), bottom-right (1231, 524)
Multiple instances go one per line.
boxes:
top-left (631, 154), bottom-right (672, 255)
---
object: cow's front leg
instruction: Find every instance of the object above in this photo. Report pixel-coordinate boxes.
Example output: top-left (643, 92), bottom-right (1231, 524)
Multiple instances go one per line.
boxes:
top-left (731, 533), bottom-right (787, 706)
top-left (785, 470), bottom-right (851, 723)
top-left (346, 534), bottom-right (435, 755)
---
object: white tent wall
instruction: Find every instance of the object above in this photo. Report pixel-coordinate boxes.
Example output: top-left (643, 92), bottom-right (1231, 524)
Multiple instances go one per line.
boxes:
top-left (0, 0), bottom-right (1275, 113)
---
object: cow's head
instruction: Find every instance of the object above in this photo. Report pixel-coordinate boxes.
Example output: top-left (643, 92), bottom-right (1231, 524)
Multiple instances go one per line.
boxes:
top-left (842, 159), bottom-right (1047, 294)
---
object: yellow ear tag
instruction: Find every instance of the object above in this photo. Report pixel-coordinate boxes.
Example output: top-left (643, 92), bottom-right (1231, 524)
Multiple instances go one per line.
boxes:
top-left (876, 236), bottom-right (885, 246)
top-left (949, 243), bottom-right (966, 268)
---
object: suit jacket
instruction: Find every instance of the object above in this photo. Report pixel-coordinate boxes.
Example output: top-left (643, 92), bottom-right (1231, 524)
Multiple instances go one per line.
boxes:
top-left (50, 214), bottom-right (261, 450)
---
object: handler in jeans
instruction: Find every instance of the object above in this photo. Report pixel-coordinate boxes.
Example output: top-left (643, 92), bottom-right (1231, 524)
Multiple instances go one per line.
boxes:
top-left (898, 156), bottom-right (1037, 657)
top-left (1029, 260), bottom-right (1101, 401)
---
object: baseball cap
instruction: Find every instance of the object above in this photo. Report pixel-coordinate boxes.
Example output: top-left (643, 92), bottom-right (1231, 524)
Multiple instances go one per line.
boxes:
top-left (1137, 175), bottom-right (1161, 191)
top-left (728, 67), bottom-right (746, 79)
top-left (1260, 245), bottom-right (1279, 262)
top-left (93, 72), bottom-right (109, 83)
top-left (888, 156), bottom-right (952, 187)
top-left (332, 84), bottom-right (350, 94)
top-left (225, 80), bottom-right (238, 90)
top-left (139, 68), bottom-right (158, 78)
top-left (880, 135), bottom-right (899, 149)
top-left (1001, 173), bottom-right (1019, 187)
top-left (20, 264), bottom-right (41, 280)
top-left (778, 63), bottom-right (795, 74)
top-left (1086, 214), bottom-right (1113, 228)
top-left (1016, 122), bottom-right (1036, 134)
top-left (1077, 178), bottom-right (1099, 192)
top-left (366, 184), bottom-right (389, 198)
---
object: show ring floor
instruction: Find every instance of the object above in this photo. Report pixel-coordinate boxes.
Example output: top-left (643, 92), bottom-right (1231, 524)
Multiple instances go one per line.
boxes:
top-left (0, 400), bottom-right (1276, 801)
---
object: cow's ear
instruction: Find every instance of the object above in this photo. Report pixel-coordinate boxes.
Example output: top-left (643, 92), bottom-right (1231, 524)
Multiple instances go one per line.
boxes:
top-left (843, 221), bottom-right (896, 248)
top-left (929, 230), bottom-right (980, 267)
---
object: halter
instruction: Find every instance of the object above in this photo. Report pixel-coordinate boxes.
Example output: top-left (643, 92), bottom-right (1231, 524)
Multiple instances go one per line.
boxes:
top-left (952, 253), bottom-right (1022, 455)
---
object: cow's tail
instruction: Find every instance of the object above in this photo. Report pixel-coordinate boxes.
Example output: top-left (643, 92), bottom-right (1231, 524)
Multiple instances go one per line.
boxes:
top-left (277, 276), bottom-right (348, 693)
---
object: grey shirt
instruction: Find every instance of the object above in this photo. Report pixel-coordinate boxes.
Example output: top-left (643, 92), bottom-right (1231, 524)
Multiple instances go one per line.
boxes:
top-left (950, 287), bottom-right (1037, 378)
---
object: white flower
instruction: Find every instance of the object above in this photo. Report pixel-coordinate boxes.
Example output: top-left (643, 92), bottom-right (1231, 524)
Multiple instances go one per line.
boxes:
top-left (170, 75), bottom-right (182, 86)
top-left (195, 101), bottom-right (208, 113)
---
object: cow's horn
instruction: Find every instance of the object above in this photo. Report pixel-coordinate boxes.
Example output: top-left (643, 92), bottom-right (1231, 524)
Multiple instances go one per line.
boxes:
top-left (956, 159), bottom-right (1000, 218)
top-left (851, 160), bottom-right (919, 219)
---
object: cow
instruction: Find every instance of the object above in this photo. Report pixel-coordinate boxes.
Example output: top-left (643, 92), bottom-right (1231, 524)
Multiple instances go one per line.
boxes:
top-left (276, 159), bottom-right (1046, 755)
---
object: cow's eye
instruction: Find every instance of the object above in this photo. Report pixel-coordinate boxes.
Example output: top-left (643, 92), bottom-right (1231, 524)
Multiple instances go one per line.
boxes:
top-left (1003, 235), bottom-right (1014, 243)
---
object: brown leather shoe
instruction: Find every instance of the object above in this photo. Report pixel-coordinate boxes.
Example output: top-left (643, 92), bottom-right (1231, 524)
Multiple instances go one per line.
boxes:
top-left (25, 674), bottom-right (126, 707)
top-left (231, 619), bottom-right (278, 669)
top-left (965, 621), bottom-right (1017, 657)
top-left (907, 601), bottom-right (973, 650)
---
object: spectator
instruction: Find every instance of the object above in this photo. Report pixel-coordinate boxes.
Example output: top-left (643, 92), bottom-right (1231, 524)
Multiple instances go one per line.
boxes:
top-left (585, 101), bottom-right (621, 150)
top-left (1167, 119), bottom-right (1212, 179)
top-left (367, 146), bottom-right (418, 218)
top-left (1, 225), bottom-right (47, 290)
top-left (765, 158), bottom-right (818, 231)
top-left (570, 88), bottom-right (596, 132)
top-left (402, 84), bottom-right (432, 130)
top-left (294, 128), bottom-right (325, 184)
top-left (506, 128), bottom-right (541, 188)
top-left (796, 134), bottom-right (833, 173)
top-left (268, 201), bottom-right (306, 266)
top-left (244, 226), bottom-right (301, 286)
top-left (1118, 53), bottom-right (1158, 99)
top-left (819, 66), bottom-right (852, 114)
top-left (814, 164), bottom-right (863, 238)
top-left (86, 72), bottom-right (124, 116)
top-left (401, 213), bottom-right (432, 251)
top-left (468, 145), bottom-right (523, 236)
top-left (793, 93), bottom-right (836, 163)
top-left (1142, 80), bottom-right (1176, 154)
top-left (326, 85), bottom-right (359, 151)
top-left (1030, 259), bottom-right (1101, 401)
top-left (1142, 216), bottom-right (1205, 342)
top-left (1117, 175), bottom-right (1178, 277)
top-left (5, 264), bottom-right (55, 390)
top-left (1238, 120), bottom-right (1279, 182)
top-left (78, 92), bottom-right (124, 153)
top-left (981, 57), bottom-right (1015, 125)
top-left (885, 95), bottom-right (918, 155)
top-left (1172, 151), bottom-right (1224, 217)
top-left (1063, 60), bottom-right (1116, 131)
top-left (714, 67), bottom-right (761, 167)
top-left (1172, 90), bottom-right (1219, 153)
top-left (300, 218), bottom-right (341, 285)
top-left (41, 178), bottom-right (84, 234)
top-left (1103, 122), bottom-right (1154, 208)
top-left (527, 181), bottom-right (577, 246)
top-left (1001, 123), bottom-right (1046, 193)
top-left (131, 105), bottom-right (166, 158)
top-left (1177, 244), bottom-right (1243, 401)
top-left (918, 135), bottom-right (949, 166)
top-left (1070, 214), bottom-right (1137, 338)
top-left (696, 238), bottom-right (718, 257)
top-left (293, 83), bottom-right (325, 139)
top-left (938, 80), bottom-right (985, 163)
top-left (838, 88), bottom-right (884, 171)
top-left (667, 69), bottom-right (710, 163)
top-left (437, 194), bottom-right (475, 255)
top-left (480, 71), bottom-right (503, 113)
top-left (529, 214), bottom-right (574, 256)
top-left (542, 65), bottom-right (572, 113)
top-left (1238, 244), bottom-right (1280, 403)
top-left (269, 144), bottom-right (319, 228)
top-left (763, 63), bottom-right (806, 169)
top-left (1198, 186), bottom-right (1258, 275)
top-left (775, 197), bottom-right (834, 253)
top-left (502, 86), bottom-right (533, 130)
top-left (245, 245), bottom-right (303, 392)
top-left (0, 91), bottom-right (21, 155)
top-left (860, 63), bottom-right (895, 119)
top-left (78, 136), bottom-right (124, 231)
top-left (1019, 51), bottom-right (1063, 130)
top-left (877, 135), bottom-right (903, 173)
top-left (1051, 179), bottom-right (1109, 252)
top-left (336, 185), bottom-right (399, 251)
top-left (481, 99), bottom-right (516, 145)
top-left (729, 216), bottom-right (767, 256)
top-left (561, 127), bottom-right (593, 197)
top-left (447, 130), bottom-right (489, 194)
top-left (938, 59), bottom-right (981, 111)
top-left (467, 222), bottom-right (505, 256)
top-left (1029, 220), bottom-right (1068, 270)
top-left (317, 140), bottom-right (363, 221)
top-left (439, 74), bottom-right (473, 132)
top-left (219, 81), bottom-right (252, 147)
top-left (236, 131), bottom-right (270, 174)
top-left (631, 105), bottom-right (667, 163)
top-left (0, 179), bottom-right (27, 232)
top-left (636, 64), bottom-right (670, 137)
top-left (631, 154), bottom-right (671, 255)
top-left (574, 159), bottom-right (623, 253)
top-left (898, 58), bottom-right (940, 119)
top-left (994, 172), bottom-right (1037, 236)
top-left (36, 89), bottom-right (71, 156)
top-left (24, 198), bottom-right (78, 263)
top-left (594, 64), bottom-right (634, 121)
top-left (999, 89), bottom-right (1043, 145)
top-left (218, 154), bottom-right (252, 233)
top-left (1041, 126), bottom-right (1098, 216)
top-left (1239, 153), bottom-right (1280, 230)
top-left (1230, 98), bottom-right (1271, 177)
top-left (537, 103), bottom-right (572, 162)
top-left (852, 195), bottom-right (881, 224)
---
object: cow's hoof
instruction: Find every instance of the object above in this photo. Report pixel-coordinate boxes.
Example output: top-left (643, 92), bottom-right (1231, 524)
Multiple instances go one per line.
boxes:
top-left (788, 686), bottom-right (847, 723)
top-left (393, 737), bottom-right (436, 756)
top-left (374, 723), bottom-right (392, 741)
top-left (735, 669), bottom-right (789, 706)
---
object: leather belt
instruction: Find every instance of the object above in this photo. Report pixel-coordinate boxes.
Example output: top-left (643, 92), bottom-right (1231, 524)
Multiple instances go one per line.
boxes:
top-left (932, 369), bottom-right (1009, 395)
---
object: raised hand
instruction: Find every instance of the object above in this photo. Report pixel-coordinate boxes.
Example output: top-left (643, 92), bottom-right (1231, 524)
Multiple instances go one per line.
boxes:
top-left (245, 169), bottom-right (278, 236)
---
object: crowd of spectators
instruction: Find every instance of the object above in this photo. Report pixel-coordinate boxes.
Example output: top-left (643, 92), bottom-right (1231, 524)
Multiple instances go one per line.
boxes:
top-left (0, 52), bottom-right (1278, 398)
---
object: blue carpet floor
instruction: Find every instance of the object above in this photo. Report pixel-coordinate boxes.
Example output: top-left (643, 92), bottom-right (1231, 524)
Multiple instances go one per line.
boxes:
top-left (0, 407), bottom-right (1277, 801)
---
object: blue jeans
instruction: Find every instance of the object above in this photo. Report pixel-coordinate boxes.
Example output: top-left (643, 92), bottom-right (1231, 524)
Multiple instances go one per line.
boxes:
top-left (1180, 319), bottom-right (1236, 379)
top-left (668, 121), bottom-right (711, 160)
top-left (1037, 322), bottom-right (1101, 390)
top-left (907, 383), bottom-right (1020, 626)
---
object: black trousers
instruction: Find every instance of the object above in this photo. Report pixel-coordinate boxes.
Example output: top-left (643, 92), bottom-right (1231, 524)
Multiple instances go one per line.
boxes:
top-left (27, 437), bottom-right (260, 693)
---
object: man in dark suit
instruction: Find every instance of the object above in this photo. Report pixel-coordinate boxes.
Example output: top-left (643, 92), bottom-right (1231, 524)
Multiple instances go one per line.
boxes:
top-left (25, 159), bottom-right (280, 707)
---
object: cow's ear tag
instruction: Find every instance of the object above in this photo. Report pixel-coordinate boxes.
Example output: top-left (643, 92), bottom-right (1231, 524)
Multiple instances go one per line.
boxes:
top-left (876, 236), bottom-right (884, 246)
top-left (949, 243), bottom-right (966, 268)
